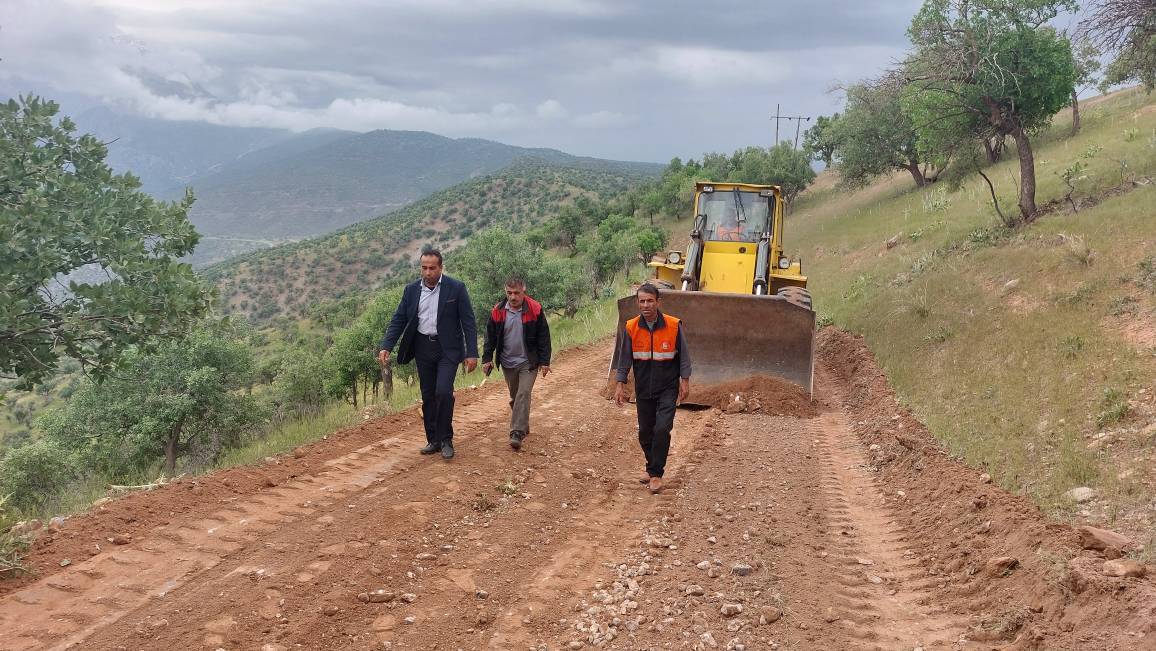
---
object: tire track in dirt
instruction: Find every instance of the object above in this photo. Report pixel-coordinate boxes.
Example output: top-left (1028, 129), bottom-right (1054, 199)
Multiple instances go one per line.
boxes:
top-left (0, 346), bottom-right (606, 650)
top-left (3, 343), bottom-right (707, 651)
top-left (807, 411), bottom-right (973, 649)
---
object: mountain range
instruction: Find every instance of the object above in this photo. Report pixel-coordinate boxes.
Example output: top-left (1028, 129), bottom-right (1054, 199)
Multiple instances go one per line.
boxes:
top-left (70, 107), bottom-right (662, 265)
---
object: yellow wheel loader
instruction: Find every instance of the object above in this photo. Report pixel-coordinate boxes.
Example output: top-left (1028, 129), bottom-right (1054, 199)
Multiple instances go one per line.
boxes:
top-left (611, 181), bottom-right (815, 397)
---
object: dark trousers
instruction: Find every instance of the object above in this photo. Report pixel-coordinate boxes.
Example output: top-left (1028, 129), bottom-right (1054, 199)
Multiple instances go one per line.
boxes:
top-left (636, 387), bottom-right (677, 478)
top-left (414, 335), bottom-right (458, 445)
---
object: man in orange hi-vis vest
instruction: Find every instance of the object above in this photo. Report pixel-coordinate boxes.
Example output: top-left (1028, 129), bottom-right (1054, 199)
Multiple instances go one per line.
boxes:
top-left (614, 283), bottom-right (692, 494)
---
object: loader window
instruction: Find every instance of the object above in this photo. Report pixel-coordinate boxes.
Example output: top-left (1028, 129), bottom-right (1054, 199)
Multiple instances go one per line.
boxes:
top-left (699, 191), bottom-right (771, 242)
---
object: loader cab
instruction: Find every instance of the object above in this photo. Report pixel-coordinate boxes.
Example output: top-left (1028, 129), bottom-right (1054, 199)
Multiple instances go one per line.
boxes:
top-left (699, 187), bottom-right (772, 243)
top-left (648, 181), bottom-right (806, 296)
top-left (692, 183), bottom-right (785, 295)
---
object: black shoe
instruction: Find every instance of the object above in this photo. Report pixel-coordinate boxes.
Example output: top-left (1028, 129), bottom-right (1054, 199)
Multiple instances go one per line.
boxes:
top-left (441, 441), bottom-right (455, 459)
top-left (419, 442), bottom-right (441, 455)
top-left (509, 431), bottom-right (523, 450)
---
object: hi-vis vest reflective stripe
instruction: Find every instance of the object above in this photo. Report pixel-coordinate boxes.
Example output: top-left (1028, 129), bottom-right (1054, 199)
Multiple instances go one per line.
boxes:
top-left (625, 315), bottom-right (680, 361)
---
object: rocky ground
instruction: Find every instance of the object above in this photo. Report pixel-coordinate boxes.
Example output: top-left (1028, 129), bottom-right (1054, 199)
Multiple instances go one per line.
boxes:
top-left (1, 332), bottom-right (1154, 650)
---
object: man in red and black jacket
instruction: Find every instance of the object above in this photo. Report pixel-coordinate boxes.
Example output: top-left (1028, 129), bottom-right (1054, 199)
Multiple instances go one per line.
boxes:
top-left (482, 276), bottom-right (552, 450)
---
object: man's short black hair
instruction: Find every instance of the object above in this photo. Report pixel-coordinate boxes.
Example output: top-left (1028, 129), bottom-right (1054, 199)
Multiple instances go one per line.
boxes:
top-left (420, 248), bottom-right (443, 265)
top-left (505, 276), bottom-right (526, 289)
top-left (637, 283), bottom-right (661, 299)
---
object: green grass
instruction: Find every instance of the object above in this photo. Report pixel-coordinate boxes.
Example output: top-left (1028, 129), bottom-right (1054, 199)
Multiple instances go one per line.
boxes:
top-left (789, 87), bottom-right (1156, 514)
top-left (216, 403), bottom-right (363, 468)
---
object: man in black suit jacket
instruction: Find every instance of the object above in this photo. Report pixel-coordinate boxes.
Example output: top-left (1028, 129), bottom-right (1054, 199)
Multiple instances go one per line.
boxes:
top-left (378, 249), bottom-right (478, 459)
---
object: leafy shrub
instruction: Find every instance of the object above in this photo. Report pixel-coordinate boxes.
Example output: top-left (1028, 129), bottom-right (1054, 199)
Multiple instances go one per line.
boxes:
top-left (0, 439), bottom-right (78, 512)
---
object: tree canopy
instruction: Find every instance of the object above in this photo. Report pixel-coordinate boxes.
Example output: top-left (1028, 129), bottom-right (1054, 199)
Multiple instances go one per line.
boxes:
top-left (35, 321), bottom-right (264, 478)
top-left (903, 0), bottom-right (1077, 220)
top-left (835, 80), bottom-right (942, 188)
top-left (802, 114), bottom-right (843, 167)
top-left (1080, 0), bottom-right (1156, 91)
top-left (0, 96), bottom-right (213, 387)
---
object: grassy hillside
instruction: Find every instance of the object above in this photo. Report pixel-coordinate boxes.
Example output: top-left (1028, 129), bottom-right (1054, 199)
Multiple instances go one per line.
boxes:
top-left (203, 159), bottom-right (647, 321)
top-left (789, 88), bottom-right (1156, 535)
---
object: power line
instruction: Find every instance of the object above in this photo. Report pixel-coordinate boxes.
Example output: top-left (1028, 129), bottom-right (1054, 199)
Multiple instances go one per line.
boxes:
top-left (770, 103), bottom-right (811, 149)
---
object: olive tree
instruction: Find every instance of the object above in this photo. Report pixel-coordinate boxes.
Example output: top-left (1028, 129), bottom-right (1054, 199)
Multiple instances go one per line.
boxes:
top-left (37, 321), bottom-right (264, 477)
top-left (904, 0), bottom-right (1078, 221)
top-left (835, 79), bottom-right (943, 188)
top-left (1, 96), bottom-right (212, 387)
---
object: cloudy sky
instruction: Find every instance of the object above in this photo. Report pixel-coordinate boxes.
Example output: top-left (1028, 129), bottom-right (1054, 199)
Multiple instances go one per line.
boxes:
top-left (3, 0), bottom-right (929, 162)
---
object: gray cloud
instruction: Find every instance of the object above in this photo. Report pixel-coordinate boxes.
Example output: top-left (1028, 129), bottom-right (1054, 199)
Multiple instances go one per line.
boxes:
top-left (1, 0), bottom-right (923, 161)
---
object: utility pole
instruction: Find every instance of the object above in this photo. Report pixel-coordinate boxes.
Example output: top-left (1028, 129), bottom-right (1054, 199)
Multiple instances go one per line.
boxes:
top-left (770, 105), bottom-right (811, 149)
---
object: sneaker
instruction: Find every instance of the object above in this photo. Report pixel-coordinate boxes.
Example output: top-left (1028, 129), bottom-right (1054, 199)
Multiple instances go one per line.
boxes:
top-left (441, 441), bottom-right (455, 459)
top-left (509, 431), bottom-right (524, 450)
top-left (419, 441), bottom-right (441, 455)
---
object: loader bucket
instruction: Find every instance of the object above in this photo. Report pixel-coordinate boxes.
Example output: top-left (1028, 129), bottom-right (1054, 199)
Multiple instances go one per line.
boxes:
top-left (610, 290), bottom-right (815, 400)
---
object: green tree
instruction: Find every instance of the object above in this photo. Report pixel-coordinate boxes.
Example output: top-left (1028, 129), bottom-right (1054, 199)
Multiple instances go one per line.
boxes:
top-left (37, 321), bottom-right (263, 476)
top-left (0, 96), bottom-right (212, 386)
top-left (0, 439), bottom-right (78, 512)
top-left (1080, 0), bottom-right (1156, 91)
top-left (324, 286), bottom-right (409, 407)
top-left (635, 225), bottom-right (669, 264)
top-left (580, 214), bottom-right (638, 293)
top-left (272, 353), bottom-right (327, 418)
top-left (836, 79), bottom-right (941, 188)
top-left (1069, 35), bottom-right (1103, 134)
top-left (904, 1), bottom-right (1078, 221)
top-left (730, 144), bottom-right (817, 204)
top-left (454, 226), bottom-right (594, 320)
top-left (802, 113), bottom-right (843, 167)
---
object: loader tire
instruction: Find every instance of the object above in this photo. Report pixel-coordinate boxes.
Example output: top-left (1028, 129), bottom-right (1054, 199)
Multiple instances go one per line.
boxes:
top-left (776, 287), bottom-right (812, 311)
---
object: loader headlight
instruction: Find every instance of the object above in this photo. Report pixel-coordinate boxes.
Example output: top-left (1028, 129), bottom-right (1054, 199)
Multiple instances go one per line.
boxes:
top-left (667, 251), bottom-right (682, 264)
top-left (778, 256), bottom-right (791, 269)
top-left (702, 185), bottom-right (714, 193)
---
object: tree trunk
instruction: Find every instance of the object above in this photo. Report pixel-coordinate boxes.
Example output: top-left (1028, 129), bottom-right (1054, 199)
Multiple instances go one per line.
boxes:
top-left (351, 375), bottom-right (358, 408)
top-left (904, 162), bottom-right (928, 187)
top-left (1011, 127), bottom-right (1037, 221)
top-left (209, 428), bottom-right (222, 464)
top-left (381, 359), bottom-right (394, 400)
top-left (1071, 91), bottom-right (1081, 135)
top-left (983, 136), bottom-right (1007, 164)
top-left (164, 420), bottom-right (184, 477)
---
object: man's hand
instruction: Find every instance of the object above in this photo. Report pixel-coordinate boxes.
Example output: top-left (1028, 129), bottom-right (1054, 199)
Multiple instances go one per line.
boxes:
top-left (539, 365), bottom-right (551, 378)
top-left (678, 378), bottom-right (690, 404)
top-left (482, 361), bottom-right (493, 376)
top-left (614, 382), bottom-right (626, 407)
top-left (464, 357), bottom-right (478, 373)
top-left (377, 349), bottom-right (390, 366)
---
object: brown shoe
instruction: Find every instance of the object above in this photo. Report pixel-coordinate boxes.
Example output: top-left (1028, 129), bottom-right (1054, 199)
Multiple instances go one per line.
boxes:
top-left (648, 477), bottom-right (663, 494)
top-left (638, 472), bottom-right (651, 484)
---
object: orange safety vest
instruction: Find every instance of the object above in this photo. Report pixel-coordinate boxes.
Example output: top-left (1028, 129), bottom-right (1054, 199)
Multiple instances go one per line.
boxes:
top-left (625, 314), bottom-right (680, 362)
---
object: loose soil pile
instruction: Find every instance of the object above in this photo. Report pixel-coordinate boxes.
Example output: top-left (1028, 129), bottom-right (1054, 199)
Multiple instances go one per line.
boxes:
top-left (603, 374), bottom-right (819, 419)
top-left (689, 374), bottom-right (819, 418)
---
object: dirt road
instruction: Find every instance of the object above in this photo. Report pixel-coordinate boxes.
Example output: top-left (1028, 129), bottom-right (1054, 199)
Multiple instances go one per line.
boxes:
top-left (2, 333), bottom-right (1153, 650)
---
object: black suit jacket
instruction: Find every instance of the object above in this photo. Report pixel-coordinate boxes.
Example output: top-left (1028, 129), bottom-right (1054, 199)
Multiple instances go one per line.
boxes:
top-left (379, 275), bottom-right (479, 364)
